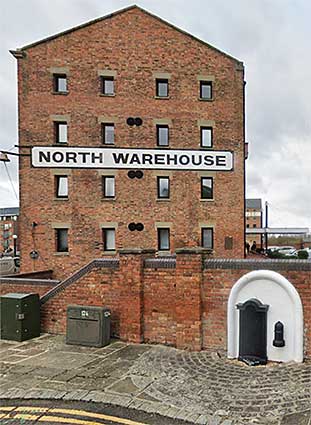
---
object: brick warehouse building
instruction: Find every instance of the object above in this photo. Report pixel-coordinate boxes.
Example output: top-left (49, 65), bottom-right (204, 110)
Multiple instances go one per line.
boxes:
top-left (10, 5), bottom-right (245, 279)
top-left (7, 6), bottom-right (310, 363)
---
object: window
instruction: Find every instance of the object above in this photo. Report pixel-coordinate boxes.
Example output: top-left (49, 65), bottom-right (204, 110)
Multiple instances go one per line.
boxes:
top-left (53, 74), bottom-right (67, 93)
top-left (201, 177), bottom-right (213, 199)
top-left (103, 228), bottom-right (115, 251)
top-left (56, 229), bottom-right (68, 252)
top-left (156, 79), bottom-right (168, 97)
top-left (157, 125), bottom-right (169, 146)
top-left (246, 224), bottom-right (250, 228)
top-left (200, 127), bottom-right (213, 148)
top-left (55, 122), bottom-right (68, 144)
top-left (253, 224), bottom-right (257, 228)
top-left (102, 123), bottom-right (115, 145)
top-left (157, 177), bottom-right (170, 199)
top-left (55, 176), bottom-right (68, 198)
top-left (201, 227), bottom-right (213, 249)
top-left (102, 176), bottom-right (115, 198)
top-left (200, 81), bottom-right (212, 100)
top-left (101, 76), bottom-right (114, 95)
top-left (158, 228), bottom-right (170, 251)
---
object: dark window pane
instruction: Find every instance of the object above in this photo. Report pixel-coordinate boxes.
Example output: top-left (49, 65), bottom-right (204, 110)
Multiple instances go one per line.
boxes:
top-left (158, 177), bottom-right (170, 198)
top-left (103, 228), bottom-right (115, 251)
top-left (102, 77), bottom-right (114, 95)
top-left (201, 177), bottom-right (213, 199)
top-left (56, 176), bottom-right (68, 198)
top-left (103, 124), bottom-right (115, 144)
top-left (156, 79), bottom-right (168, 97)
top-left (54, 74), bottom-right (67, 92)
top-left (201, 127), bottom-right (213, 148)
top-left (56, 229), bottom-right (68, 252)
top-left (158, 228), bottom-right (170, 250)
top-left (103, 176), bottom-right (115, 198)
top-left (200, 81), bottom-right (212, 99)
top-left (202, 228), bottom-right (213, 249)
top-left (55, 122), bottom-right (68, 143)
top-left (157, 125), bottom-right (169, 146)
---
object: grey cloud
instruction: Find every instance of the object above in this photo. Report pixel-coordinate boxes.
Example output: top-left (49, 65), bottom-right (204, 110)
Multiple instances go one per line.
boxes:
top-left (0, 0), bottom-right (310, 229)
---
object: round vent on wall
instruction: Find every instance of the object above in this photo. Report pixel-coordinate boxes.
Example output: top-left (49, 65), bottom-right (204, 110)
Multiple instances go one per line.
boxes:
top-left (128, 222), bottom-right (136, 231)
top-left (128, 170), bottom-right (136, 179)
top-left (127, 117), bottom-right (135, 126)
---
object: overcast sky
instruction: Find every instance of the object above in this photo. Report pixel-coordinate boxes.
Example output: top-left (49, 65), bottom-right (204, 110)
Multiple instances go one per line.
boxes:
top-left (1, 0), bottom-right (310, 229)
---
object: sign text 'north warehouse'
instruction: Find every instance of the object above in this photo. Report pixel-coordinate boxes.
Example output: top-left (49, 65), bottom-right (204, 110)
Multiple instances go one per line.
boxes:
top-left (31, 147), bottom-right (234, 171)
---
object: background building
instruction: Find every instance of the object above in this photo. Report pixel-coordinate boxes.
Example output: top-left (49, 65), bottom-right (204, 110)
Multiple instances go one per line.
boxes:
top-left (0, 207), bottom-right (19, 254)
top-left (246, 198), bottom-right (263, 247)
top-left (11, 6), bottom-right (245, 279)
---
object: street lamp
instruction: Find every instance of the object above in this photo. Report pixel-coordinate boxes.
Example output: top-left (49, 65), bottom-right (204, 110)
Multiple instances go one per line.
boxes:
top-left (13, 234), bottom-right (17, 257)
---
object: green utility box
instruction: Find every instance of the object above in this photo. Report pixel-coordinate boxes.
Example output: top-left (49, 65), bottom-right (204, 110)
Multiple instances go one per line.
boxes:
top-left (0, 293), bottom-right (40, 342)
top-left (66, 305), bottom-right (111, 347)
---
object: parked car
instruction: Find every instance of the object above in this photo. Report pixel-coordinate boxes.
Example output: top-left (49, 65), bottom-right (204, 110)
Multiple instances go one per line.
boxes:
top-left (0, 256), bottom-right (20, 275)
top-left (276, 246), bottom-right (295, 255)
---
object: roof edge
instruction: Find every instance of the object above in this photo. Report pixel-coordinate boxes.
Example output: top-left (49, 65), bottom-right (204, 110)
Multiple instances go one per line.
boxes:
top-left (11, 4), bottom-right (243, 66)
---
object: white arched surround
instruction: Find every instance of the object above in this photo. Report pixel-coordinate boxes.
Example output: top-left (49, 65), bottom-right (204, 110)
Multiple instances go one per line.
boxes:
top-left (228, 270), bottom-right (303, 363)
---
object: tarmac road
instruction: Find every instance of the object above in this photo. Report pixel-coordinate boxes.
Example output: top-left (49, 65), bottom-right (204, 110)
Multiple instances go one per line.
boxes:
top-left (0, 399), bottom-right (194, 425)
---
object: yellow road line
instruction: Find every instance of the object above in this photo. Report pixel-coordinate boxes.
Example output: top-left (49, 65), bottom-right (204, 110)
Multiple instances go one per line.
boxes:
top-left (15, 413), bottom-right (41, 420)
top-left (0, 412), bottom-right (11, 419)
top-left (0, 406), bottom-right (149, 425)
top-left (0, 406), bottom-right (16, 411)
top-left (50, 408), bottom-right (148, 425)
top-left (39, 415), bottom-right (109, 425)
top-left (15, 406), bottom-right (50, 413)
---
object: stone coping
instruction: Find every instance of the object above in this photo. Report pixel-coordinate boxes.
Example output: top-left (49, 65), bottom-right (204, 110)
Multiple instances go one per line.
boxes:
top-left (144, 257), bottom-right (176, 269)
top-left (0, 277), bottom-right (60, 286)
top-left (204, 258), bottom-right (311, 271)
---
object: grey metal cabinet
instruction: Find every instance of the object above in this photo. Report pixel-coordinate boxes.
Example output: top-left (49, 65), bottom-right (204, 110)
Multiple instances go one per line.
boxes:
top-left (66, 305), bottom-right (111, 347)
top-left (0, 293), bottom-right (40, 341)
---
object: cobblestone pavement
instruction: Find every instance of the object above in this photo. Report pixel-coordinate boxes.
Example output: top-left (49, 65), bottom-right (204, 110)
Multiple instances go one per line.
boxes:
top-left (0, 335), bottom-right (310, 425)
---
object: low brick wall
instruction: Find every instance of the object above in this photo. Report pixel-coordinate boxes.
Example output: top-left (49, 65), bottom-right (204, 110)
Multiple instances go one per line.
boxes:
top-left (0, 277), bottom-right (59, 297)
top-left (6, 251), bottom-right (311, 358)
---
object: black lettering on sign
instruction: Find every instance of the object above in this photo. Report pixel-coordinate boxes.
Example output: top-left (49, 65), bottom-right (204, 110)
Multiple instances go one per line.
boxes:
top-left (77, 152), bottom-right (90, 163)
top-left (216, 155), bottom-right (227, 166)
top-left (204, 155), bottom-right (214, 166)
top-left (142, 154), bottom-right (153, 165)
top-left (52, 152), bottom-right (64, 163)
top-left (91, 152), bottom-right (103, 163)
top-left (66, 152), bottom-right (77, 163)
top-left (129, 154), bottom-right (141, 165)
top-left (166, 154), bottom-right (178, 165)
top-left (154, 154), bottom-right (165, 165)
top-left (112, 152), bottom-right (129, 164)
top-left (39, 151), bottom-right (51, 163)
top-left (179, 155), bottom-right (190, 165)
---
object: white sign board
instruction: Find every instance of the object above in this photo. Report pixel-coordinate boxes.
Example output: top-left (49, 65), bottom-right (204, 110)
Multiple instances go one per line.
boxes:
top-left (31, 147), bottom-right (233, 171)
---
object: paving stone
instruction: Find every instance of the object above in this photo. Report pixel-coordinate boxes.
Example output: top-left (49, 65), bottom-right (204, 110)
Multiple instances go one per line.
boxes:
top-left (0, 334), bottom-right (310, 425)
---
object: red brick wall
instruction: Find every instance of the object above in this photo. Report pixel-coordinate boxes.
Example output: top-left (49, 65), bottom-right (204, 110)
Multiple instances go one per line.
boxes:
top-left (0, 281), bottom-right (56, 297)
top-left (2, 253), bottom-right (311, 358)
top-left (15, 7), bottom-right (245, 280)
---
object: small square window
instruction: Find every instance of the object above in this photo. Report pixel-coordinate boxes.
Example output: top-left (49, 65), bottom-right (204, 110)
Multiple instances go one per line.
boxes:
top-left (157, 125), bottom-right (169, 146)
top-left (101, 77), bottom-right (114, 95)
top-left (158, 228), bottom-right (170, 251)
top-left (157, 177), bottom-right (170, 199)
top-left (156, 79), bottom-right (168, 97)
top-left (56, 228), bottom-right (68, 252)
top-left (55, 122), bottom-right (68, 144)
top-left (201, 177), bottom-right (213, 199)
top-left (201, 227), bottom-right (213, 249)
top-left (200, 81), bottom-right (212, 100)
top-left (200, 127), bottom-right (213, 148)
top-left (55, 176), bottom-right (68, 198)
top-left (103, 228), bottom-right (115, 251)
top-left (103, 176), bottom-right (115, 198)
top-left (102, 123), bottom-right (115, 145)
top-left (53, 74), bottom-right (67, 93)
